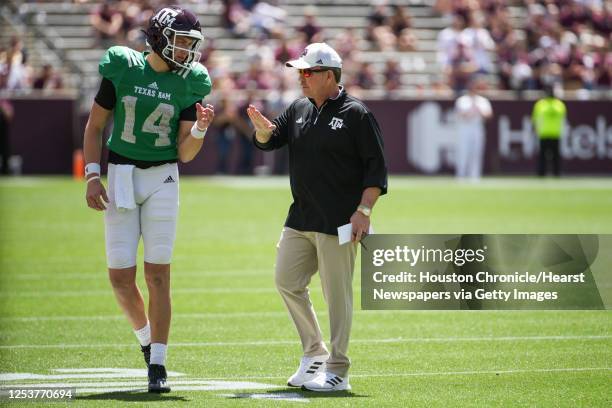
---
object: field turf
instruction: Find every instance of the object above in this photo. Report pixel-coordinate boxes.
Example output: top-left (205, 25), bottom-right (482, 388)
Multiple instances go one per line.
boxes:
top-left (0, 176), bottom-right (610, 407)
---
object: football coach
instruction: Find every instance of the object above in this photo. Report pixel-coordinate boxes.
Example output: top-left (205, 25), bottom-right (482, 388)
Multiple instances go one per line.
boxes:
top-left (246, 43), bottom-right (388, 392)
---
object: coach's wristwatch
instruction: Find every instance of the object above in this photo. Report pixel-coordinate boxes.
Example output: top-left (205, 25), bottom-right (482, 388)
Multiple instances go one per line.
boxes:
top-left (357, 205), bottom-right (371, 217)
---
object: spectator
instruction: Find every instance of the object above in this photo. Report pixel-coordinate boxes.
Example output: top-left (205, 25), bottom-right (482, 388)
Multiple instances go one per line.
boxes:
top-left (539, 62), bottom-right (564, 90)
top-left (461, 12), bottom-right (494, 73)
top-left (562, 43), bottom-right (596, 90)
top-left (594, 51), bottom-right (612, 89)
top-left (122, 1), bottom-right (153, 49)
top-left (199, 38), bottom-right (217, 66)
top-left (352, 61), bottom-right (377, 90)
top-left (367, 2), bottom-right (396, 51)
top-left (497, 31), bottom-right (520, 90)
top-left (213, 95), bottom-right (255, 174)
top-left (437, 14), bottom-right (466, 69)
top-left (0, 99), bottom-right (14, 175)
top-left (244, 35), bottom-right (275, 70)
top-left (222, 0), bottom-right (252, 37)
top-left (4, 37), bottom-right (31, 91)
top-left (264, 76), bottom-right (298, 174)
top-left (434, 0), bottom-right (478, 20)
top-left (297, 6), bottom-right (323, 43)
top-left (447, 38), bottom-right (479, 94)
top-left (383, 59), bottom-right (402, 92)
top-left (274, 34), bottom-right (303, 65)
top-left (32, 64), bottom-right (63, 90)
top-left (488, 12), bottom-right (512, 45)
top-left (0, 47), bottom-right (7, 89)
top-left (510, 49), bottom-right (535, 94)
top-left (90, 0), bottom-right (124, 47)
top-left (250, 1), bottom-right (286, 39)
top-left (367, 1), bottom-right (388, 35)
top-left (332, 28), bottom-right (362, 62)
top-left (454, 76), bottom-right (492, 181)
top-left (236, 61), bottom-right (274, 89)
top-left (389, 5), bottom-right (418, 51)
top-left (234, 92), bottom-right (258, 174)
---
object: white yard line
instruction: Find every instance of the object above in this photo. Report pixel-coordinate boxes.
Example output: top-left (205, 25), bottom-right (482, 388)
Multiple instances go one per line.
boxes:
top-left (189, 366), bottom-right (612, 381)
top-left (204, 176), bottom-right (612, 190)
top-left (192, 366), bottom-right (612, 381)
top-left (0, 367), bottom-right (609, 387)
top-left (0, 335), bottom-right (609, 350)
top-left (0, 287), bottom-right (278, 298)
top-left (0, 311), bottom-right (290, 322)
top-left (4, 176), bottom-right (612, 190)
top-left (0, 309), bottom-right (597, 323)
top-left (4, 269), bottom-right (270, 281)
top-left (0, 380), bottom-right (277, 389)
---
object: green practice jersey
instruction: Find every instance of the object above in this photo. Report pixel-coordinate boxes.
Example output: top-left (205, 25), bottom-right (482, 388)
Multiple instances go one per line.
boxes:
top-left (99, 46), bottom-right (212, 161)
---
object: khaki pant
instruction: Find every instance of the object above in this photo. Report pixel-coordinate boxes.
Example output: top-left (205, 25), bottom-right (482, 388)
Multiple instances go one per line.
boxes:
top-left (275, 227), bottom-right (357, 377)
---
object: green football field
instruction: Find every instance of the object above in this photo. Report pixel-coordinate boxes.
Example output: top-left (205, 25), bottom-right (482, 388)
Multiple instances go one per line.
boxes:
top-left (0, 176), bottom-right (610, 407)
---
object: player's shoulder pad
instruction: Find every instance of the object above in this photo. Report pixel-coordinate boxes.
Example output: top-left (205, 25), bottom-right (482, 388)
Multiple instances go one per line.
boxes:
top-left (186, 63), bottom-right (212, 98)
top-left (99, 46), bottom-right (140, 81)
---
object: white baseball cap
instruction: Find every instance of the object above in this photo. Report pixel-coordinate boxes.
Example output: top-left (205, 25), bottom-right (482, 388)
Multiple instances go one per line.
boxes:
top-left (286, 43), bottom-right (342, 69)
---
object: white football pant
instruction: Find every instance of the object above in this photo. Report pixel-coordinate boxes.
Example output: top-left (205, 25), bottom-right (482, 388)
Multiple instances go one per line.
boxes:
top-left (105, 163), bottom-right (179, 269)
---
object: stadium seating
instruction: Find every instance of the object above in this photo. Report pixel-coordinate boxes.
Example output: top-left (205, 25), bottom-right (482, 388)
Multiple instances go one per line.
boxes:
top-left (3, 0), bottom-right (544, 104)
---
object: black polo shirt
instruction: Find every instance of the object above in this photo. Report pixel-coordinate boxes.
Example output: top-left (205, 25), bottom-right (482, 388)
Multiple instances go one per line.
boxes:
top-left (254, 88), bottom-right (388, 235)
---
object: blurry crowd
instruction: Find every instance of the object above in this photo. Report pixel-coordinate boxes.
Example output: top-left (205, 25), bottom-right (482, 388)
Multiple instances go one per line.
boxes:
top-left (1, 0), bottom-right (610, 174)
top-left (89, 0), bottom-right (156, 49)
top-left (522, 0), bottom-right (611, 91)
top-left (220, 0), bottom-right (419, 95)
top-left (205, 1), bottom-right (422, 174)
top-left (435, 0), bottom-right (612, 93)
top-left (0, 37), bottom-right (63, 91)
top-left (3, 0), bottom-right (611, 95)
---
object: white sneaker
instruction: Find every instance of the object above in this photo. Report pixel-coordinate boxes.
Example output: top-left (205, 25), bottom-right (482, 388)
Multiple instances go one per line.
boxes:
top-left (301, 371), bottom-right (351, 392)
top-left (286, 354), bottom-right (328, 387)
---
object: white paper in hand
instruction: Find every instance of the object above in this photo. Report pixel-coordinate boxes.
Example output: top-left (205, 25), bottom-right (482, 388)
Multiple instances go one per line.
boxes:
top-left (337, 223), bottom-right (375, 245)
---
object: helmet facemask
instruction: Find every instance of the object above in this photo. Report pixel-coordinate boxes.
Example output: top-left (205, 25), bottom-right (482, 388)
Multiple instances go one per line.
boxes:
top-left (160, 27), bottom-right (203, 71)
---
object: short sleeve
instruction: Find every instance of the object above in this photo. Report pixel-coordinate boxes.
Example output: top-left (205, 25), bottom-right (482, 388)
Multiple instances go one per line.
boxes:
top-left (98, 46), bottom-right (128, 84)
top-left (186, 64), bottom-right (212, 107)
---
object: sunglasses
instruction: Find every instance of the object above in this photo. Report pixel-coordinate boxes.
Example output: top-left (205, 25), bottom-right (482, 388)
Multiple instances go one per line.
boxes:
top-left (298, 68), bottom-right (331, 78)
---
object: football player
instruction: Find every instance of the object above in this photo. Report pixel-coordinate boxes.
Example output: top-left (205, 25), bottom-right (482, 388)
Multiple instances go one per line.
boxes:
top-left (82, 5), bottom-right (213, 393)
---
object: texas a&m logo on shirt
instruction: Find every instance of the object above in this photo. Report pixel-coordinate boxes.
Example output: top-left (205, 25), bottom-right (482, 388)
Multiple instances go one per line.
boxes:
top-left (329, 117), bottom-right (343, 130)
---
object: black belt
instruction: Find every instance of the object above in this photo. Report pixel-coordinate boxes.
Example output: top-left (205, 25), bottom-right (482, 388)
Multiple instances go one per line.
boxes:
top-left (108, 150), bottom-right (177, 169)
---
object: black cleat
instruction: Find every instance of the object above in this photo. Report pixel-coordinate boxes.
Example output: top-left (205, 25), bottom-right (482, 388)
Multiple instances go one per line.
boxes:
top-left (148, 364), bottom-right (171, 393)
top-left (141, 344), bottom-right (151, 368)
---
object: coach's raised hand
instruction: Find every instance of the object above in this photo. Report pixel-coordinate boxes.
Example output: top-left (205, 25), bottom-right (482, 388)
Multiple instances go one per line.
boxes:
top-left (246, 104), bottom-right (276, 143)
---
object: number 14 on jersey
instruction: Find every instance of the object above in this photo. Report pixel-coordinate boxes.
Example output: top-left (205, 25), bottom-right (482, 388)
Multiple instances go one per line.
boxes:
top-left (121, 96), bottom-right (174, 147)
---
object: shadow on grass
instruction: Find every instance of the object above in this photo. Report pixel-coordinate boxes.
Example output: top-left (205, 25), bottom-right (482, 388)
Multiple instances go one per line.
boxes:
top-left (76, 390), bottom-right (189, 402)
top-left (225, 387), bottom-right (369, 401)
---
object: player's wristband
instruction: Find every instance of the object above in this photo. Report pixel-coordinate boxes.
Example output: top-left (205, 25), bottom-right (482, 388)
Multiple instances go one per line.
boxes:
top-left (190, 122), bottom-right (207, 139)
top-left (85, 163), bottom-right (101, 177)
top-left (86, 175), bottom-right (100, 184)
